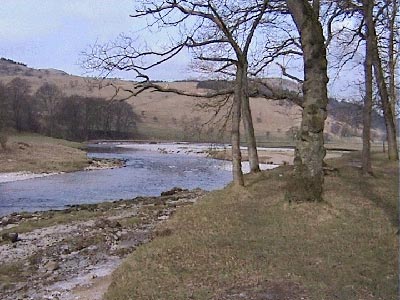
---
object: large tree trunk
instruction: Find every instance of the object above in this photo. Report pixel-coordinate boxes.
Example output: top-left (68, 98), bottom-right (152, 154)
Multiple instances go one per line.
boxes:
top-left (366, 3), bottom-right (399, 160)
top-left (362, 0), bottom-right (373, 175)
top-left (240, 63), bottom-right (260, 173)
top-left (231, 66), bottom-right (245, 186)
top-left (286, 0), bottom-right (328, 202)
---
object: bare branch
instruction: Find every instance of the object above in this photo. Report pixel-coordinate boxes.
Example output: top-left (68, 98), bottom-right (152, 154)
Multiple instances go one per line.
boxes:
top-left (276, 62), bottom-right (303, 83)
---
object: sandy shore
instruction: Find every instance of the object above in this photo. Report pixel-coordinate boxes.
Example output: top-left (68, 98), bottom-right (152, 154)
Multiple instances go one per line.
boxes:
top-left (0, 158), bottom-right (125, 184)
top-left (0, 171), bottom-right (61, 183)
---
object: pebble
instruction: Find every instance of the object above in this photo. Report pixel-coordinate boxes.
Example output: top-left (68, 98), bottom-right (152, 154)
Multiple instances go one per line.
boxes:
top-left (44, 260), bottom-right (59, 272)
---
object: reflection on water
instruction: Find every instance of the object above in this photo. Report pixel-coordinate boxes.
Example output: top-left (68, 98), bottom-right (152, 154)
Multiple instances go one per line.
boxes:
top-left (0, 144), bottom-right (232, 216)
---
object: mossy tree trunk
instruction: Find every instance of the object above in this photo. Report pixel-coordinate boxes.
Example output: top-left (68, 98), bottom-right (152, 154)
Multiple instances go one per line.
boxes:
top-left (287, 0), bottom-right (328, 202)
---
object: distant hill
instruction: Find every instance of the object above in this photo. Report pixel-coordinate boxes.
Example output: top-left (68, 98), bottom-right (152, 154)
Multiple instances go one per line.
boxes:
top-left (0, 58), bottom-right (69, 77)
top-left (0, 58), bottom-right (386, 143)
top-left (328, 98), bottom-right (386, 132)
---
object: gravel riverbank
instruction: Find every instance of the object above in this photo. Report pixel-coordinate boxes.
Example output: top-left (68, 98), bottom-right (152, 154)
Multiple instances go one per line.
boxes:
top-left (0, 188), bottom-right (206, 300)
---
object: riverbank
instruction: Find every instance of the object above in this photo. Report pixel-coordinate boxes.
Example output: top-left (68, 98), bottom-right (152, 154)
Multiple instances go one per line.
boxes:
top-left (0, 134), bottom-right (126, 183)
top-left (0, 157), bottom-right (125, 183)
top-left (116, 141), bottom-right (347, 171)
top-left (104, 152), bottom-right (398, 300)
top-left (0, 134), bottom-right (89, 174)
top-left (0, 187), bottom-right (206, 300)
top-left (0, 143), bottom-right (397, 299)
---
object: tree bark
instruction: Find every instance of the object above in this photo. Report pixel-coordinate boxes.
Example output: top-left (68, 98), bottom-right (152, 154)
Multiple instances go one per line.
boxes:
top-left (240, 62), bottom-right (260, 173)
top-left (312, 0), bottom-right (320, 17)
top-left (242, 94), bottom-right (260, 173)
top-left (362, 0), bottom-right (373, 175)
top-left (231, 66), bottom-right (245, 186)
top-left (287, 0), bottom-right (328, 202)
top-left (366, 2), bottom-right (399, 160)
top-left (387, 0), bottom-right (398, 119)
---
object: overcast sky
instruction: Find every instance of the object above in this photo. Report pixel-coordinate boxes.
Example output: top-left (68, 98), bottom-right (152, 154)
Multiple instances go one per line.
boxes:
top-left (0, 0), bottom-right (193, 80)
top-left (0, 1), bottom-right (361, 98)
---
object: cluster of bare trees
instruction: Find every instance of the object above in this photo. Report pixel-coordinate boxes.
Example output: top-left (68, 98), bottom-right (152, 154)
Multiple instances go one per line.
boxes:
top-left (84, 0), bottom-right (398, 201)
top-left (325, 0), bottom-right (399, 172)
top-left (0, 78), bottom-right (38, 136)
top-left (57, 95), bottom-right (138, 141)
top-left (0, 78), bottom-right (138, 147)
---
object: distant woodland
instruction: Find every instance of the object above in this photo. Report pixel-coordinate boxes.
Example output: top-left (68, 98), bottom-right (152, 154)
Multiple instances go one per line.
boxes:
top-left (0, 77), bottom-right (138, 142)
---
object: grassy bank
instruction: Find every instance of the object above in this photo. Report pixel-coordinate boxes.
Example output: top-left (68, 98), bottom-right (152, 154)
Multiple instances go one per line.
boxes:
top-left (0, 133), bottom-right (89, 173)
top-left (105, 152), bottom-right (398, 300)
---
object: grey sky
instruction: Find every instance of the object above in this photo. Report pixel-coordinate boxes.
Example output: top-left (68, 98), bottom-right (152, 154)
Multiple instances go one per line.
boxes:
top-left (0, 1), bottom-right (361, 98)
top-left (0, 0), bottom-right (192, 80)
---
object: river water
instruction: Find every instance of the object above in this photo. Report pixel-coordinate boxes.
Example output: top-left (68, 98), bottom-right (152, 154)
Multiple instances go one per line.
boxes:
top-left (0, 143), bottom-right (232, 217)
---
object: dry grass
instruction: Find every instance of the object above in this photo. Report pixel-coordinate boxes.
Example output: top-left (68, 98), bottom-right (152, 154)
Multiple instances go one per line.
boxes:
top-left (104, 152), bottom-right (398, 300)
top-left (0, 133), bottom-right (88, 173)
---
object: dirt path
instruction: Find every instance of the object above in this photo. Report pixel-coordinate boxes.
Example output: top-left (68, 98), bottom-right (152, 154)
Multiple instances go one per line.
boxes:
top-left (0, 188), bottom-right (206, 300)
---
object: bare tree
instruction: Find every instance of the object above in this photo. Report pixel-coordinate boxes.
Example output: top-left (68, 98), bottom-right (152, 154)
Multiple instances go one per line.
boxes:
top-left (362, 0), bottom-right (374, 174)
top-left (57, 95), bottom-right (84, 140)
top-left (83, 0), bottom-right (282, 185)
top-left (367, 2), bottom-right (399, 160)
top-left (35, 82), bottom-right (63, 137)
top-left (386, 0), bottom-right (399, 117)
top-left (6, 77), bottom-right (31, 132)
top-left (0, 82), bottom-right (10, 149)
top-left (327, 0), bottom-right (399, 161)
top-left (286, 0), bottom-right (329, 202)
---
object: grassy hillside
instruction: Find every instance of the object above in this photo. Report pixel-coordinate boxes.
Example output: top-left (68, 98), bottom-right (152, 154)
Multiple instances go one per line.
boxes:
top-left (104, 152), bottom-right (398, 300)
top-left (0, 59), bottom-right (385, 144)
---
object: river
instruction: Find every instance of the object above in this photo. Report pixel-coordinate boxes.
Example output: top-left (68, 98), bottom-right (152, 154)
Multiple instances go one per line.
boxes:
top-left (0, 143), bottom-right (233, 217)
